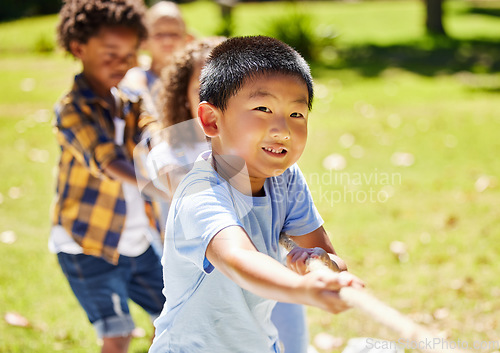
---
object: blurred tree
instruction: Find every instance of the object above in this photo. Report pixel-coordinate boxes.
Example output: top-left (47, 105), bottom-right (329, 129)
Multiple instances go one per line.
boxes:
top-left (265, 5), bottom-right (338, 63)
top-left (425, 0), bottom-right (446, 35)
top-left (216, 0), bottom-right (237, 37)
top-left (0, 0), bottom-right (62, 21)
top-left (146, 0), bottom-right (191, 5)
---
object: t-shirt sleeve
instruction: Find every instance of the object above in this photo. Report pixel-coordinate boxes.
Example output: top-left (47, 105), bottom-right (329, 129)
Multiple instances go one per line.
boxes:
top-left (282, 164), bottom-right (324, 236)
top-left (173, 178), bottom-right (243, 273)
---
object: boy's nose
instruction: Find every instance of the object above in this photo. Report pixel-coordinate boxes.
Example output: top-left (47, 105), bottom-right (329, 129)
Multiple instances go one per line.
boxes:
top-left (117, 55), bottom-right (135, 70)
top-left (270, 116), bottom-right (290, 140)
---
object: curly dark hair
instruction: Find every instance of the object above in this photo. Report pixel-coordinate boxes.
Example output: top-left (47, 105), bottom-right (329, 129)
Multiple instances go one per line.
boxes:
top-left (57, 0), bottom-right (148, 54)
top-left (154, 37), bottom-right (225, 147)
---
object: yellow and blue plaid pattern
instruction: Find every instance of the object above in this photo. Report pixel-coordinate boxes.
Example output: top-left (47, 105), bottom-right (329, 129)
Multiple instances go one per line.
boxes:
top-left (52, 74), bottom-right (158, 264)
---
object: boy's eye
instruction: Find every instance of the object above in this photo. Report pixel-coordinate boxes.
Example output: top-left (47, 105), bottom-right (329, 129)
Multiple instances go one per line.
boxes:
top-left (255, 106), bottom-right (271, 113)
top-left (290, 112), bottom-right (304, 118)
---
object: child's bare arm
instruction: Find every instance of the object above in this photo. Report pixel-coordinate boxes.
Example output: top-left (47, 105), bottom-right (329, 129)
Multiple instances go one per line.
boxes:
top-left (104, 159), bottom-right (168, 200)
top-left (104, 159), bottom-right (138, 185)
top-left (205, 225), bottom-right (359, 314)
top-left (287, 226), bottom-right (348, 274)
top-left (289, 226), bottom-right (335, 252)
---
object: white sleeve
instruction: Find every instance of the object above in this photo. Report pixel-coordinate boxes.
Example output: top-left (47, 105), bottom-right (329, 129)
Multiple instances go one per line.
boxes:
top-left (146, 142), bottom-right (176, 177)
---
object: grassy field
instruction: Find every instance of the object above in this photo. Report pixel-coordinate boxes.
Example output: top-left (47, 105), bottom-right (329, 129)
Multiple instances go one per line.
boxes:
top-left (1, 1), bottom-right (499, 352)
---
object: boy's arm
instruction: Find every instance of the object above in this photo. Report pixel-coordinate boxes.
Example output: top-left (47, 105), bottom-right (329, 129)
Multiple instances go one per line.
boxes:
top-left (289, 225), bottom-right (335, 252)
top-left (55, 99), bottom-right (165, 199)
top-left (104, 159), bottom-right (168, 200)
top-left (287, 226), bottom-right (347, 274)
top-left (291, 226), bottom-right (347, 270)
top-left (205, 225), bottom-right (360, 314)
top-left (103, 159), bottom-right (138, 185)
top-left (55, 103), bottom-right (125, 178)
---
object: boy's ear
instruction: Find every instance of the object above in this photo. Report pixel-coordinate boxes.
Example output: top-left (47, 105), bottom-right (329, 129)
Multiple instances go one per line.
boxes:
top-left (69, 40), bottom-right (84, 59)
top-left (198, 101), bottom-right (220, 138)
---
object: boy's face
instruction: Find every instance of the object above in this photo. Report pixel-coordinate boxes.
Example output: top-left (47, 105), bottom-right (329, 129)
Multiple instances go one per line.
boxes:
top-left (207, 73), bottom-right (309, 192)
top-left (71, 26), bottom-right (139, 98)
top-left (146, 18), bottom-right (186, 66)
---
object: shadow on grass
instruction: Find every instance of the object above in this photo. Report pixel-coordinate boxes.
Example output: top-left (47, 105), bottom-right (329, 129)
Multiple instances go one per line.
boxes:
top-left (320, 37), bottom-right (500, 78)
top-left (468, 7), bottom-right (500, 17)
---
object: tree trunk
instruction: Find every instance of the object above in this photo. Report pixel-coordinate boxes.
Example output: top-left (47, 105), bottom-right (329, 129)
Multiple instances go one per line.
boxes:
top-left (425, 0), bottom-right (446, 36)
top-left (217, 0), bottom-right (237, 37)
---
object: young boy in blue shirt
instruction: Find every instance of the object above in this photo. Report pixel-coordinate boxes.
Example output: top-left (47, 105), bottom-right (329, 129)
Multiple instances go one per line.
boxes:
top-left (150, 36), bottom-right (363, 353)
top-left (52, 1), bottom-right (165, 352)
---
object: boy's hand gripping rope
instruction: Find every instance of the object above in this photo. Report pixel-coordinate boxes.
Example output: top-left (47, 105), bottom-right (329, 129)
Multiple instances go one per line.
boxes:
top-left (279, 233), bottom-right (468, 353)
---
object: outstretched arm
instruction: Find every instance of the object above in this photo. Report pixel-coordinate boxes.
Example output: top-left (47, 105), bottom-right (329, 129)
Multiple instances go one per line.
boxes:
top-left (104, 159), bottom-right (168, 200)
top-left (205, 225), bottom-right (361, 314)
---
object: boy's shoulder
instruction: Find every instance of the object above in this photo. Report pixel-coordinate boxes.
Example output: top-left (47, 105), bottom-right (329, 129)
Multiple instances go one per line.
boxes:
top-left (174, 159), bottom-right (304, 207)
top-left (54, 74), bottom-right (93, 120)
top-left (56, 74), bottom-right (98, 105)
top-left (55, 74), bottom-right (143, 117)
top-left (271, 163), bottom-right (303, 187)
top-left (173, 152), bottom-right (219, 198)
top-left (177, 160), bottom-right (303, 193)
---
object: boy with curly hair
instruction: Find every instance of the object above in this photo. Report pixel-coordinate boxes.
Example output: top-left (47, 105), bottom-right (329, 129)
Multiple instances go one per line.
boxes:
top-left (51, 1), bottom-right (165, 352)
top-left (149, 36), bottom-right (363, 353)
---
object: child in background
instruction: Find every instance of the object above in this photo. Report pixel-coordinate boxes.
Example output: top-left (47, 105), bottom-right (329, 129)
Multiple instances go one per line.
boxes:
top-left (126, 1), bottom-right (192, 242)
top-left (52, 1), bottom-right (165, 352)
top-left (132, 38), bottom-right (218, 239)
top-left (149, 36), bottom-right (364, 353)
top-left (144, 38), bottom-right (221, 198)
top-left (122, 1), bottom-right (191, 103)
top-left (144, 36), bottom-right (313, 353)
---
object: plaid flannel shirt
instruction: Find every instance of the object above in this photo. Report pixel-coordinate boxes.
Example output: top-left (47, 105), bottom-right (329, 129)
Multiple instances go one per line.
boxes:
top-left (52, 74), bottom-right (158, 264)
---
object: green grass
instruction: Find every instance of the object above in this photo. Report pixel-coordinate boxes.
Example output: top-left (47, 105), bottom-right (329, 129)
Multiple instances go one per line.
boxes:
top-left (0, 15), bottom-right (58, 54)
top-left (1, 1), bottom-right (499, 352)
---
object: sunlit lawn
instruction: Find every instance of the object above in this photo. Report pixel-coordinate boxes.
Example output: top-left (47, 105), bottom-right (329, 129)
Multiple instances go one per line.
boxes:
top-left (1, 1), bottom-right (499, 352)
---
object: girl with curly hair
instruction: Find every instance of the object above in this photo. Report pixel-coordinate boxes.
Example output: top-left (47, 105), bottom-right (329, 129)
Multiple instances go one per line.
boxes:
top-left (143, 37), bottom-right (224, 201)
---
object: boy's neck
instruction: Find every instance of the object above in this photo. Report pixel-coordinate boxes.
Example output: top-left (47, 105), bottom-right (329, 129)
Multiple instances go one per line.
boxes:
top-left (150, 60), bottom-right (169, 78)
top-left (211, 153), bottom-right (265, 197)
top-left (81, 71), bottom-right (113, 100)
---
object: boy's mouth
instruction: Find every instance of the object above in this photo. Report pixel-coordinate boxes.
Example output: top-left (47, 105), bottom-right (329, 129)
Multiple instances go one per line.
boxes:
top-left (262, 146), bottom-right (288, 155)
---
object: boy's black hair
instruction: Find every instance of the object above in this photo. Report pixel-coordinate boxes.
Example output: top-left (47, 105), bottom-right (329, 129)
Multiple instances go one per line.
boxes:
top-left (57, 0), bottom-right (147, 54)
top-left (199, 36), bottom-right (314, 111)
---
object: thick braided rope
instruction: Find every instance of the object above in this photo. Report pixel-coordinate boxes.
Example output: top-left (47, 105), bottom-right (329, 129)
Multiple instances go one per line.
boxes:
top-left (279, 233), bottom-right (468, 353)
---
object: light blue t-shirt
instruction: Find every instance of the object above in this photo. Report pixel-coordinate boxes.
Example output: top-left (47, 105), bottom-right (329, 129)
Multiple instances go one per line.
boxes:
top-left (150, 152), bottom-right (323, 353)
